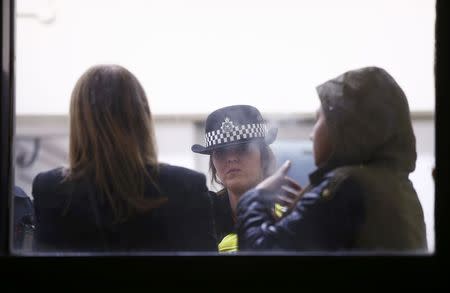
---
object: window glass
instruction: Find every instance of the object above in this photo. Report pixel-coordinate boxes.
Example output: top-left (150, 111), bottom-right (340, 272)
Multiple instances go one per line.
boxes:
top-left (13, 0), bottom-right (435, 254)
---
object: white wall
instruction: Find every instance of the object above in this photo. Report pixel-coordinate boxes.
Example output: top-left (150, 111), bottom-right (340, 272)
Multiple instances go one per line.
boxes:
top-left (16, 0), bottom-right (435, 115)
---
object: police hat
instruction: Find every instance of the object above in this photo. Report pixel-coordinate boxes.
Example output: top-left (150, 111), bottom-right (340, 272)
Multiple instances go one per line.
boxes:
top-left (191, 105), bottom-right (277, 155)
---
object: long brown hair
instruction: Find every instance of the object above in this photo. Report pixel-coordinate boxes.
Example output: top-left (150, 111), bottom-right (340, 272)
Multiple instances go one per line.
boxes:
top-left (66, 64), bottom-right (166, 222)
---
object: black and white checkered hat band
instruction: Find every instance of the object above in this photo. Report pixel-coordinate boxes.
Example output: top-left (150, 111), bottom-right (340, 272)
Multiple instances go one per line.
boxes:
top-left (205, 123), bottom-right (267, 147)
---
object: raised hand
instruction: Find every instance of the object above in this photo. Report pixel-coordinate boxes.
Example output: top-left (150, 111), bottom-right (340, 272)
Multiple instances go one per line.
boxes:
top-left (254, 160), bottom-right (304, 219)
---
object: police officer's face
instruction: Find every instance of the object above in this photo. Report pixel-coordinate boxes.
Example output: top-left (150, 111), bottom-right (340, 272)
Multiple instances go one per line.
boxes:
top-left (212, 142), bottom-right (263, 195)
top-left (310, 107), bottom-right (333, 167)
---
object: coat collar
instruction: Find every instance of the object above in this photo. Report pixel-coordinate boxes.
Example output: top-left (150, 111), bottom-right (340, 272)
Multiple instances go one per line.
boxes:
top-left (308, 166), bottom-right (334, 185)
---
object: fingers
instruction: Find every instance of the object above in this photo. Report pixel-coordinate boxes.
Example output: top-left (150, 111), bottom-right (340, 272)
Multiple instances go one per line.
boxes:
top-left (277, 185), bottom-right (301, 207)
top-left (275, 162), bottom-right (301, 191)
top-left (276, 160), bottom-right (291, 176)
top-left (277, 195), bottom-right (295, 207)
top-left (281, 185), bottom-right (299, 198)
top-left (276, 179), bottom-right (303, 214)
top-left (255, 160), bottom-right (291, 191)
top-left (283, 176), bottom-right (302, 191)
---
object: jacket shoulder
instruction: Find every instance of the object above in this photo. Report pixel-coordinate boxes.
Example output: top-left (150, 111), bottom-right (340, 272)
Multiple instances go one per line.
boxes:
top-left (157, 164), bottom-right (208, 202)
top-left (318, 166), bottom-right (365, 201)
top-left (32, 167), bottom-right (68, 204)
top-left (209, 190), bottom-right (231, 215)
top-left (13, 186), bottom-right (28, 198)
top-left (209, 189), bottom-right (227, 203)
top-left (158, 163), bottom-right (206, 181)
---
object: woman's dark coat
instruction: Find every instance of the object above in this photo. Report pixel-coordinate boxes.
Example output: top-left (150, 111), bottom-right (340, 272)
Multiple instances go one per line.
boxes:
top-left (32, 164), bottom-right (217, 252)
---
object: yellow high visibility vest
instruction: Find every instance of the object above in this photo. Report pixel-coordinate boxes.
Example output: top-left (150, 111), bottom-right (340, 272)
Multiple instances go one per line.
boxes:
top-left (217, 203), bottom-right (287, 253)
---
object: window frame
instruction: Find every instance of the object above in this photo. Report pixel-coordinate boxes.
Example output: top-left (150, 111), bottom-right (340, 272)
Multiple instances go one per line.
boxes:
top-left (1, 0), bottom-right (449, 284)
top-left (1, 0), bottom-right (15, 257)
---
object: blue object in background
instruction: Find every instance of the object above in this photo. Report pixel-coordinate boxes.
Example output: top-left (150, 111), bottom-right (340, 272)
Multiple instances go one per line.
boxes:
top-left (271, 140), bottom-right (316, 188)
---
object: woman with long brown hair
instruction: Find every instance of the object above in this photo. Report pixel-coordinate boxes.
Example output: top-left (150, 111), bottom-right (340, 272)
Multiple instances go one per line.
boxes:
top-left (32, 64), bottom-right (217, 252)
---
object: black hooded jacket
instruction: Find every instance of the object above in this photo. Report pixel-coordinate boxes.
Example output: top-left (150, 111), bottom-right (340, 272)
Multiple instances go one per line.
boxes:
top-left (236, 67), bottom-right (427, 252)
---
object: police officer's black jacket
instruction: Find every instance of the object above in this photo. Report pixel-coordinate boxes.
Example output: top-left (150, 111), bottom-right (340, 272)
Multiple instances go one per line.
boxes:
top-left (32, 164), bottom-right (217, 252)
top-left (209, 189), bottom-right (235, 244)
top-left (236, 67), bottom-right (428, 252)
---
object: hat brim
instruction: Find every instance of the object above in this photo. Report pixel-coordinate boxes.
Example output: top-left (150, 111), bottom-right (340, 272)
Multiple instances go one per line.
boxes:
top-left (191, 127), bottom-right (278, 155)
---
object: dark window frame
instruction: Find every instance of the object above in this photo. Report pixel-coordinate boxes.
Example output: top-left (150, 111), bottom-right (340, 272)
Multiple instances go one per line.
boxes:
top-left (1, 0), bottom-right (14, 256)
top-left (1, 0), bottom-right (448, 284)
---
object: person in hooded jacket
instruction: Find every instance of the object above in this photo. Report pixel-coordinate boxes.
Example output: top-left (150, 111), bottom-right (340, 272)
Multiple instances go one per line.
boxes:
top-left (32, 64), bottom-right (217, 252)
top-left (236, 66), bottom-right (428, 252)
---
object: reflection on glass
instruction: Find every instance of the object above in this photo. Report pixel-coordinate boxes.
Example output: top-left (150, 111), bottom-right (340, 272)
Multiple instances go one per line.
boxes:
top-left (13, 0), bottom-right (435, 254)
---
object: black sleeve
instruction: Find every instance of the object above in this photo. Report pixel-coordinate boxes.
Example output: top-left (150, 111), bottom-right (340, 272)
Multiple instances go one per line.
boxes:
top-left (31, 172), bottom-right (66, 250)
top-left (175, 173), bottom-right (218, 251)
top-left (31, 172), bottom-right (52, 250)
top-left (236, 177), bottom-right (364, 251)
top-left (31, 173), bottom-right (43, 226)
